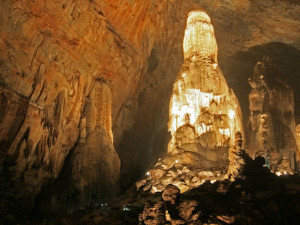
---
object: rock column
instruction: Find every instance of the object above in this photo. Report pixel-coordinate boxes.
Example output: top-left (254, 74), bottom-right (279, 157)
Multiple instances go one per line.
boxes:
top-left (72, 81), bottom-right (120, 202)
top-left (168, 11), bottom-right (244, 162)
top-left (248, 56), bottom-right (298, 172)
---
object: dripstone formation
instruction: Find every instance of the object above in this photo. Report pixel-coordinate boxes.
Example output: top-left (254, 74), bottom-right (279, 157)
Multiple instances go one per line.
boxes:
top-left (135, 11), bottom-right (244, 193)
top-left (248, 56), bottom-right (299, 172)
top-left (69, 80), bottom-right (120, 202)
top-left (168, 11), bottom-right (244, 159)
top-left (226, 131), bottom-right (246, 181)
top-left (0, 0), bottom-right (300, 223)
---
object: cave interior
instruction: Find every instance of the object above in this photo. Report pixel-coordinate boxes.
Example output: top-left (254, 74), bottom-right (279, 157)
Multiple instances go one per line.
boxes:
top-left (0, 0), bottom-right (300, 224)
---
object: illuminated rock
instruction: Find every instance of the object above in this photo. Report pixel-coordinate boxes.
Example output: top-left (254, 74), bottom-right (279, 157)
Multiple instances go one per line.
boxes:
top-left (135, 11), bottom-right (243, 194)
top-left (135, 152), bottom-right (226, 194)
top-left (227, 132), bottom-right (246, 181)
top-left (0, 0), bottom-right (189, 213)
top-left (183, 11), bottom-right (218, 62)
top-left (0, 0), bottom-right (299, 221)
top-left (248, 56), bottom-right (298, 171)
top-left (149, 168), bottom-right (165, 179)
top-left (168, 10), bottom-right (244, 161)
top-left (277, 157), bottom-right (293, 175)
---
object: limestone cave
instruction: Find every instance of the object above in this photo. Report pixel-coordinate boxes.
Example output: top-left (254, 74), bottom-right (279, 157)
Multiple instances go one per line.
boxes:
top-left (0, 1), bottom-right (300, 224)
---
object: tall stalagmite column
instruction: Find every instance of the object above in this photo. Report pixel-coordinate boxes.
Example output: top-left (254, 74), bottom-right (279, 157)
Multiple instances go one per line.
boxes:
top-left (135, 11), bottom-right (245, 193)
top-left (168, 11), bottom-right (244, 162)
top-left (71, 81), bottom-right (120, 202)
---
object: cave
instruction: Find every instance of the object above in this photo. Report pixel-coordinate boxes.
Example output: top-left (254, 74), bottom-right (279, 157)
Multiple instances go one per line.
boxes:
top-left (1, 1), bottom-right (300, 224)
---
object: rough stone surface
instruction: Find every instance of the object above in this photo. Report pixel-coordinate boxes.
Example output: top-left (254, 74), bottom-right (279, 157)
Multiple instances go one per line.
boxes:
top-left (248, 56), bottom-right (298, 171)
top-left (68, 81), bottom-right (120, 202)
top-left (136, 162), bottom-right (300, 225)
top-left (0, 0), bottom-right (189, 215)
top-left (227, 132), bottom-right (247, 181)
top-left (168, 11), bottom-right (244, 156)
top-left (162, 184), bottom-right (180, 205)
top-left (135, 10), bottom-right (243, 193)
top-left (135, 153), bottom-right (227, 194)
top-left (139, 184), bottom-right (202, 225)
top-left (0, 0), bottom-right (300, 220)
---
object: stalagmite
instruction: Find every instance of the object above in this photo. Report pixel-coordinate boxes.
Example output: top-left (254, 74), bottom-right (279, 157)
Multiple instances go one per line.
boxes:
top-left (248, 56), bottom-right (298, 173)
top-left (227, 131), bottom-right (246, 181)
top-left (135, 11), bottom-right (244, 193)
top-left (168, 10), bottom-right (244, 159)
top-left (70, 81), bottom-right (120, 202)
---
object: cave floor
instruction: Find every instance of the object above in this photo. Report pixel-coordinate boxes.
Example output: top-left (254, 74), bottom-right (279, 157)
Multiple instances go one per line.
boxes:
top-left (22, 170), bottom-right (300, 225)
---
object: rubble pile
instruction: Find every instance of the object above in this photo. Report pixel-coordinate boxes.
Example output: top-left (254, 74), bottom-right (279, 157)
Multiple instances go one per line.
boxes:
top-left (139, 184), bottom-right (203, 225)
top-left (136, 155), bottom-right (227, 193)
top-left (138, 168), bottom-right (300, 225)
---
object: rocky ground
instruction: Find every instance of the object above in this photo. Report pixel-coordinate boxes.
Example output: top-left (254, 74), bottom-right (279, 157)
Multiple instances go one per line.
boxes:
top-left (4, 158), bottom-right (299, 225)
top-left (135, 153), bottom-right (228, 194)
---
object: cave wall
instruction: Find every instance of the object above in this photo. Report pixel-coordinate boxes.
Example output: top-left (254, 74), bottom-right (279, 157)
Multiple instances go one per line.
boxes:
top-left (0, 0), bottom-right (193, 214)
top-left (0, 0), bottom-right (300, 215)
top-left (248, 57), bottom-right (298, 171)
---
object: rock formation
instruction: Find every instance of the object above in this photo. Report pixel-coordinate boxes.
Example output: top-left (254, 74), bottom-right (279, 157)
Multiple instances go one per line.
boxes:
top-left (136, 155), bottom-right (226, 193)
top-left (168, 11), bottom-right (244, 163)
top-left (248, 56), bottom-right (299, 172)
top-left (226, 132), bottom-right (246, 181)
top-left (139, 184), bottom-right (202, 225)
top-left (137, 160), bottom-right (300, 225)
top-left (135, 11), bottom-right (243, 193)
top-left (0, 0), bottom-right (300, 222)
top-left (0, 0), bottom-right (188, 216)
top-left (69, 80), bottom-right (120, 202)
top-left (297, 125), bottom-right (300, 166)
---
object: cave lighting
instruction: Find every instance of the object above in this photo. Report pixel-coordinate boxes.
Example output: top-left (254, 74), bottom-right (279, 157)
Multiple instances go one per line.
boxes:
top-left (228, 109), bottom-right (235, 120)
top-left (276, 172), bottom-right (282, 176)
top-left (219, 128), bottom-right (230, 136)
top-left (122, 205), bottom-right (130, 211)
top-left (170, 91), bottom-right (227, 136)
